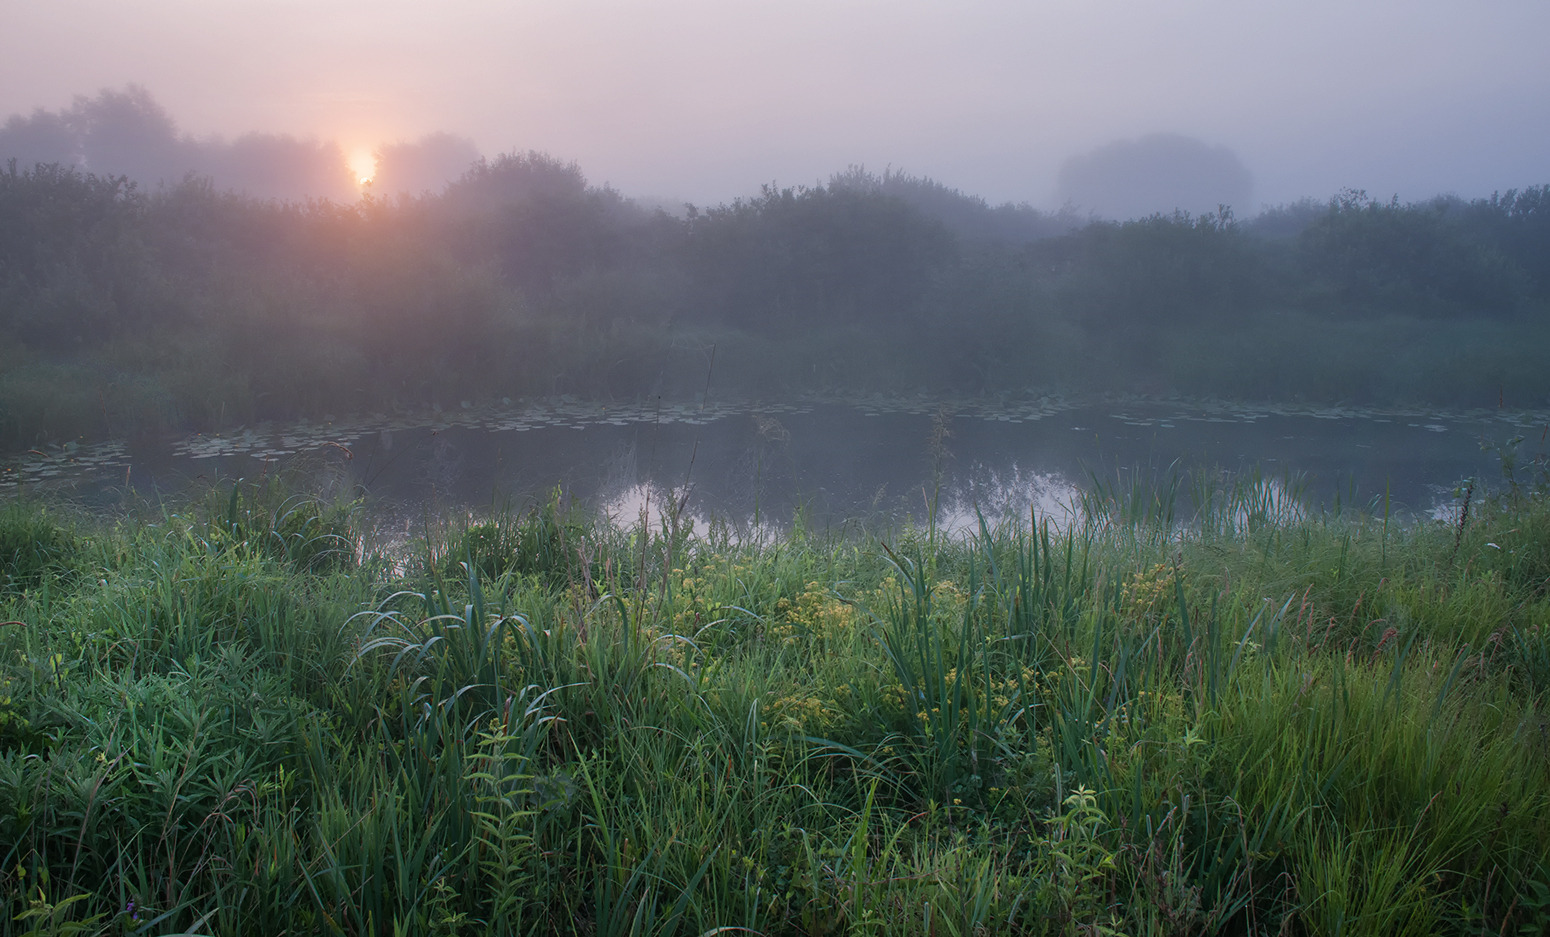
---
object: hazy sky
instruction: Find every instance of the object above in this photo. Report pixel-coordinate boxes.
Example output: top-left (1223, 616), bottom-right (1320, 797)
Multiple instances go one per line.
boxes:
top-left (4, 0), bottom-right (1547, 209)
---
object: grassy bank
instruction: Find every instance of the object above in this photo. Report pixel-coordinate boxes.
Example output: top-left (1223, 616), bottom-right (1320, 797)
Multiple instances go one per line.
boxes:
top-left (1, 475), bottom-right (1548, 935)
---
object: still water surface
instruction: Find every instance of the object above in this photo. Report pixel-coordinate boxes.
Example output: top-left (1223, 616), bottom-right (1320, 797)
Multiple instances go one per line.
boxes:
top-left (5, 396), bottom-right (1546, 533)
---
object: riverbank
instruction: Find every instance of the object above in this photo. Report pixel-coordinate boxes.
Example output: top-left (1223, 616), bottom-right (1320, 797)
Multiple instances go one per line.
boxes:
top-left (2, 472), bottom-right (1547, 935)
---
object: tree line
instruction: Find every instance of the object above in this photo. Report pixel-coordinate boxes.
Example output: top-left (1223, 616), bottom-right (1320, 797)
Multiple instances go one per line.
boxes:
top-left (1, 151), bottom-right (1547, 446)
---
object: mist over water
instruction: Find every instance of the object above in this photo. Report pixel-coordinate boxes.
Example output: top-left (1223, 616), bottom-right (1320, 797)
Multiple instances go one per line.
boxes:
top-left (2, 80), bottom-right (1547, 539)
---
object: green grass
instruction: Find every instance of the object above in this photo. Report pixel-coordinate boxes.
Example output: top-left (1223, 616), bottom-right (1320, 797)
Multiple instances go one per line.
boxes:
top-left (0, 474), bottom-right (1548, 935)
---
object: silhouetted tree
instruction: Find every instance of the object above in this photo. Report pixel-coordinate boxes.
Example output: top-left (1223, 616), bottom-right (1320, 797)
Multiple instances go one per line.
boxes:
top-left (829, 166), bottom-right (1074, 244)
top-left (0, 109), bottom-right (78, 169)
top-left (372, 133), bottom-right (482, 198)
top-left (1056, 133), bottom-right (1253, 220)
top-left (70, 86), bottom-right (195, 189)
top-left (686, 182), bottom-right (957, 331)
top-left (201, 133), bottom-right (356, 202)
top-left (1298, 190), bottom-right (1528, 316)
top-left (441, 151), bottom-right (645, 294)
top-left (0, 161), bottom-right (150, 348)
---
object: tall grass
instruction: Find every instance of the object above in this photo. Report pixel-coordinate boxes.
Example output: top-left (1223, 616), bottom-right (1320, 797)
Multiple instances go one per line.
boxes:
top-left (1, 471), bottom-right (1547, 934)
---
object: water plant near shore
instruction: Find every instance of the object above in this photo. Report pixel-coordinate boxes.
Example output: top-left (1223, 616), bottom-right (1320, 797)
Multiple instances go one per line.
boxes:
top-left (1, 469), bottom-right (1548, 934)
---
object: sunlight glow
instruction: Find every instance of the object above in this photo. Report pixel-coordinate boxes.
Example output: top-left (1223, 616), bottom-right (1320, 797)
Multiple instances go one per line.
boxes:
top-left (348, 149), bottom-right (377, 186)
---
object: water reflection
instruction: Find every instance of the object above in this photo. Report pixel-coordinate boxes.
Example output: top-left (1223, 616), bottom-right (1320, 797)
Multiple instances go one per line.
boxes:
top-left (3, 396), bottom-right (1544, 532)
top-left (936, 466), bottom-right (1083, 535)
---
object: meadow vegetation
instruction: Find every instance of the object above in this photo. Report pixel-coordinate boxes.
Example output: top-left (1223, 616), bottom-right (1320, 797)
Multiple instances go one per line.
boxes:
top-left (2, 154), bottom-right (1548, 449)
top-left (1, 468), bottom-right (1548, 935)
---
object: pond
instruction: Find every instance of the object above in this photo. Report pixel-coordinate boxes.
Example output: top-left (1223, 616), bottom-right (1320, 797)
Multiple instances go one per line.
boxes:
top-left (4, 395), bottom-right (1546, 535)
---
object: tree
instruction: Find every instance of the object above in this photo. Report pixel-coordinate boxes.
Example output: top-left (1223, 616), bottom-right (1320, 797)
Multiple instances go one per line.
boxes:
top-left (1056, 134), bottom-right (1253, 221)
top-left (0, 161), bottom-right (150, 347)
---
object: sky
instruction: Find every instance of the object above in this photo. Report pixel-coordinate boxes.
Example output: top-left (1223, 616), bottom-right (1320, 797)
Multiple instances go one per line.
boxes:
top-left (3, 0), bottom-right (1547, 211)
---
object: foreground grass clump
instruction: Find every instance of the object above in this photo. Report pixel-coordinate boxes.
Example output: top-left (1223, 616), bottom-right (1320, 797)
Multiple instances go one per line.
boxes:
top-left (0, 504), bottom-right (81, 595)
top-left (1, 477), bottom-right (1548, 935)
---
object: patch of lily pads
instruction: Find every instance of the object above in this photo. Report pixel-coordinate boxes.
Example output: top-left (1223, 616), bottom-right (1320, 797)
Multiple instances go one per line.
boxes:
top-left (5, 392), bottom-right (1548, 497)
top-left (0, 440), bottom-right (130, 492)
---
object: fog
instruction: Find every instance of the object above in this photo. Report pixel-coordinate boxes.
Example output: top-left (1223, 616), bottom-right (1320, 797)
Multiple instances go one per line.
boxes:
top-left (3, 0), bottom-right (1549, 455)
top-left (2, 1), bottom-right (1546, 214)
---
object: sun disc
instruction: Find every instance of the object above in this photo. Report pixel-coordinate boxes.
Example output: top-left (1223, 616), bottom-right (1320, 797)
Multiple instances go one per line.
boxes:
top-left (348, 149), bottom-right (377, 186)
